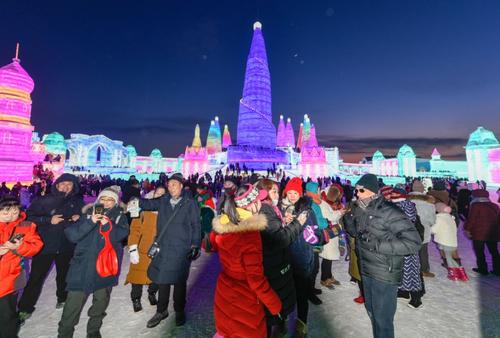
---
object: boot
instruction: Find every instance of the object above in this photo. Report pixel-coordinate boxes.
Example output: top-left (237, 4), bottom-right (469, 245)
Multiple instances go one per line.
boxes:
top-left (132, 298), bottom-right (143, 312)
top-left (457, 267), bottom-right (469, 282)
top-left (447, 267), bottom-right (460, 281)
top-left (292, 319), bottom-right (307, 338)
top-left (308, 293), bottom-right (322, 305)
top-left (148, 293), bottom-right (158, 306)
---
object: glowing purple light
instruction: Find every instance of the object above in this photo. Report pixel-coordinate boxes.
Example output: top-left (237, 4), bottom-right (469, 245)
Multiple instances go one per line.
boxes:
top-left (276, 115), bottom-right (286, 147)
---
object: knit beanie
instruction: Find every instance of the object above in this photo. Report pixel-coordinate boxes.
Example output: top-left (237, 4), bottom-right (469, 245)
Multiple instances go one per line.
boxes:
top-left (412, 180), bottom-right (425, 193)
top-left (97, 185), bottom-right (121, 205)
top-left (305, 181), bottom-right (319, 194)
top-left (284, 177), bottom-right (303, 196)
top-left (355, 174), bottom-right (379, 194)
top-left (169, 173), bottom-right (184, 184)
top-left (435, 202), bottom-right (451, 214)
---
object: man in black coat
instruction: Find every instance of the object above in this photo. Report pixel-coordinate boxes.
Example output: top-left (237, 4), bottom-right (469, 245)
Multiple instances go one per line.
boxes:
top-left (18, 173), bottom-right (84, 323)
top-left (343, 174), bottom-right (421, 338)
top-left (131, 173), bottom-right (201, 329)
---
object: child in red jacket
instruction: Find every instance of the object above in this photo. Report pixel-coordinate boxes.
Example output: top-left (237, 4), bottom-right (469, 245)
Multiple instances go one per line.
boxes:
top-left (0, 196), bottom-right (43, 337)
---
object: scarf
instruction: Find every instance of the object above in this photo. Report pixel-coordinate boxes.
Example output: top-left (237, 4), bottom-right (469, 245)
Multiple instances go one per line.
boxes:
top-left (306, 192), bottom-right (328, 230)
top-left (358, 194), bottom-right (378, 210)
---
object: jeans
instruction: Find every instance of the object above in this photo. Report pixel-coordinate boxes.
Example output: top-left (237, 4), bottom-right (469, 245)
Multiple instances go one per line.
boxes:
top-left (363, 275), bottom-right (398, 338)
top-left (58, 287), bottom-right (112, 338)
top-left (157, 282), bottom-right (187, 313)
top-left (0, 293), bottom-right (18, 338)
top-left (473, 241), bottom-right (499, 273)
top-left (19, 252), bottom-right (73, 313)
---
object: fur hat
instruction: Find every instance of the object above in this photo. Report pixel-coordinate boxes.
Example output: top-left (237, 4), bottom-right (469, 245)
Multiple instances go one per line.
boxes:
top-left (284, 177), bottom-right (303, 196)
top-left (412, 180), bottom-right (425, 193)
top-left (97, 185), bottom-right (121, 204)
top-left (355, 174), bottom-right (379, 194)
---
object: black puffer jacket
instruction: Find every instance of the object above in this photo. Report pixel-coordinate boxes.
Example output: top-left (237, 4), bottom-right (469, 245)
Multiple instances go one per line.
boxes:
top-left (260, 203), bottom-right (301, 318)
top-left (343, 195), bottom-right (422, 285)
top-left (27, 174), bottom-right (85, 255)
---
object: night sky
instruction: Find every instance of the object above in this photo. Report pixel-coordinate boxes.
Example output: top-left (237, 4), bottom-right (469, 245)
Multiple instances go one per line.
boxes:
top-left (2, 0), bottom-right (500, 162)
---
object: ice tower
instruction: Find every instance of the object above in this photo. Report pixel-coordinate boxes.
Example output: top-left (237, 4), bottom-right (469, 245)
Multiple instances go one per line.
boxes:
top-left (222, 124), bottom-right (232, 149)
top-left (0, 45), bottom-right (37, 183)
top-left (228, 21), bottom-right (286, 169)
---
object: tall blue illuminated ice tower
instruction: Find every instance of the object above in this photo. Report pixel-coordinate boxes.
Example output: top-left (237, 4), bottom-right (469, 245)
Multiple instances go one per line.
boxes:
top-left (236, 21), bottom-right (276, 147)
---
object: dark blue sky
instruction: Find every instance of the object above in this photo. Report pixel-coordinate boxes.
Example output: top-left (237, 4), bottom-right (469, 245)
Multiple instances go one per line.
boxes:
top-left (1, 0), bottom-right (499, 161)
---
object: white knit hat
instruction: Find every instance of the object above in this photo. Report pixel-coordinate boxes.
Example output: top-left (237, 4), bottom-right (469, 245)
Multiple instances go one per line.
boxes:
top-left (97, 185), bottom-right (121, 204)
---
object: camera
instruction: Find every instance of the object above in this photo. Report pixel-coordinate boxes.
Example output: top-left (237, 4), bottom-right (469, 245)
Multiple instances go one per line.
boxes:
top-left (94, 204), bottom-right (105, 215)
top-left (147, 241), bottom-right (160, 259)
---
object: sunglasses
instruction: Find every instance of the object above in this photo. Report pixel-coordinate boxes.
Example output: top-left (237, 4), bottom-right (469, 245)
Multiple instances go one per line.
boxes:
top-left (355, 188), bottom-right (365, 194)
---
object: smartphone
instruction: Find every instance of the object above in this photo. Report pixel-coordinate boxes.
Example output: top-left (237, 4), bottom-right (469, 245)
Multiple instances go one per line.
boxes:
top-left (9, 233), bottom-right (25, 243)
top-left (94, 204), bottom-right (105, 215)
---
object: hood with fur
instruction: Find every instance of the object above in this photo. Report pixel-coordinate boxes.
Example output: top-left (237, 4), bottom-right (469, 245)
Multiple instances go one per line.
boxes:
top-left (212, 213), bottom-right (267, 234)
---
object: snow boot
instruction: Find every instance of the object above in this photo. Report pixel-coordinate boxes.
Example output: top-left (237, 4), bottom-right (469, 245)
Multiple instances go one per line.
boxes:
top-left (148, 293), bottom-right (158, 306)
top-left (447, 267), bottom-right (460, 281)
top-left (292, 319), bottom-right (308, 338)
top-left (457, 267), bottom-right (469, 282)
top-left (132, 298), bottom-right (143, 312)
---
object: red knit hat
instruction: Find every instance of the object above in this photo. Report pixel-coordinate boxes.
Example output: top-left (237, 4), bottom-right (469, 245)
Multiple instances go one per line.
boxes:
top-left (284, 177), bottom-right (303, 196)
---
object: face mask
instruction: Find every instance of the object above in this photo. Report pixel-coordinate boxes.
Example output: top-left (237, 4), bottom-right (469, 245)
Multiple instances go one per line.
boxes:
top-left (272, 198), bottom-right (279, 206)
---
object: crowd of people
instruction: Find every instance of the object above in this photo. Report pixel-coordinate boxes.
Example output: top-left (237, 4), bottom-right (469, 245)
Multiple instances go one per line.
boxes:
top-left (0, 170), bottom-right (498, 338)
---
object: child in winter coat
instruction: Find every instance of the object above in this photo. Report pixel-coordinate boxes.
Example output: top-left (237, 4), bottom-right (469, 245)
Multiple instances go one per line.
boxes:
top-left (0, 196), bottom-right (43, 337)
top-left (125, 186), bottom-right (165, 312)
top-left (432, 202), bottom-right (468, 281)
top-left (58, 187), bottom-right (129, 338)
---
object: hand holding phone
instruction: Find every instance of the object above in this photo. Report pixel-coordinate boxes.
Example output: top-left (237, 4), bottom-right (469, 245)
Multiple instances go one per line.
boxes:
top-left (10, 233), bottom-right (25, 243)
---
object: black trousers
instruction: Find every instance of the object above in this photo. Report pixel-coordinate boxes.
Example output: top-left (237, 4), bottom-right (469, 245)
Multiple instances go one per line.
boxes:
top-left (0, 293), bottom-right (18, 338)
top-left (473, 241), bottom-right (499, 273)
top-left (419, 243), bottom-right (430, 273)
top-left (309, 252), bottom-right (320, 288)
top-left (130, 283), bottom-right (159, 300)
top-left (157, 282), bottom-right (187, 314)
top-left (293, 274), bottom-right (309, 324)
top-left (18, 252), bottom-right (73, 313)
top-left (320, 259), bottom-right (333, 281)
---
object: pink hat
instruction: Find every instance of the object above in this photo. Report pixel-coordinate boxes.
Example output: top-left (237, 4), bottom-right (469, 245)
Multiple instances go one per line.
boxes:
top-left (234, 184), bottom-right (268, 208)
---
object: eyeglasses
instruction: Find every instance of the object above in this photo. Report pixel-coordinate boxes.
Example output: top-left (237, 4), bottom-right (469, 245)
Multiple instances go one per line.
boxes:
top-left (355, 188), bottom-right (365, 194)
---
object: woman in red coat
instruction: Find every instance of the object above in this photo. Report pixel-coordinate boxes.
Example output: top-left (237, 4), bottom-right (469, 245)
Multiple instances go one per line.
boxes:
top-left (0, 196), bottom-right (43, 337)
top-left (464, 189), bottom-right (500, 276)
top-left (210, 184), bottom-right (282, 338)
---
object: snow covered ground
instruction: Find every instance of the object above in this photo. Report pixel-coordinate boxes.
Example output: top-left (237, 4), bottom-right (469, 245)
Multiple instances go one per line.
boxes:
top-left (19, 223), bottom-right (500, 338)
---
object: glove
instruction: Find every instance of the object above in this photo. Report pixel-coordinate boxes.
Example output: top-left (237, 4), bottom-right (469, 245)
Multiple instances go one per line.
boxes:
top-left (187, 247), bottom-right (201, 261)
top-left (303, 225), bottom-right (319, 244)
top-left (129, 245), bottom-right (140, 265)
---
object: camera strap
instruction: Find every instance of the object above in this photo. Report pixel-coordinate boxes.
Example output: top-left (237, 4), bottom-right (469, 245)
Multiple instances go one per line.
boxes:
top-left (153, 199), bottom-right (185, 244)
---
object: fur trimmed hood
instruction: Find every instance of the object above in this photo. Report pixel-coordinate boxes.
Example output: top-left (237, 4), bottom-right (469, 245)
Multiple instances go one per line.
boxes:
top-left (408, 193), bottom-right (436, 204)
top-left (212, 213), bottom-right (267, 234)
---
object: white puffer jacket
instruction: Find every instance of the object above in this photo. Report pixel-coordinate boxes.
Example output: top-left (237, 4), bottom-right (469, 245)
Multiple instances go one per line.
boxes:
top-left (318, 200), bottom-right (343, 260)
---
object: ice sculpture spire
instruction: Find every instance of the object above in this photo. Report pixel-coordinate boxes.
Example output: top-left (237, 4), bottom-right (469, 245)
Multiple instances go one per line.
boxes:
top-left (191, 124), bottom-right (202, 148)
top-left (276, 115), bottom-right (286, 147)
top-left (206, 119), bottom-right (222, 154)
top-left (297, 123), bottom-right (304, 150)
top-left (285, 117), bottom-right (295, 147)
top-left (301, 114), bottom-right (311, 147)
top-left (309, 124), bottom-right (319, 147)
top-left (236, 21), bottom-right (276, 147)
top-left (222, 124), bottom-right (232, 149)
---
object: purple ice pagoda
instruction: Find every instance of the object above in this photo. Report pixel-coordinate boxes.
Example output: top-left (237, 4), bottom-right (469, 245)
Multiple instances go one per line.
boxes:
top-left (228, 21), bottom-right (286, 169)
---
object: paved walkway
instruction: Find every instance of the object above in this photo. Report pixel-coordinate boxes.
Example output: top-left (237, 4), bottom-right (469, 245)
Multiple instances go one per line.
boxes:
top-left (19, 223), bottom-right (500, 338)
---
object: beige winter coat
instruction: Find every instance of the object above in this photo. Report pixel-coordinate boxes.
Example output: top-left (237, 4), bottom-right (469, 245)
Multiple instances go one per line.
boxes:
top-left (318, 200), bottom-right (343, 260)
